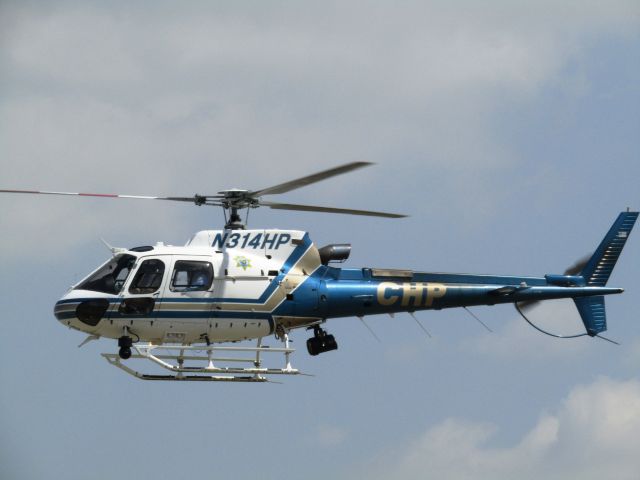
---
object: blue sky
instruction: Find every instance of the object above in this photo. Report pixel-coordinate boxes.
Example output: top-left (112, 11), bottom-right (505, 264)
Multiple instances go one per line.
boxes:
top-left (1, 2), bottom-right (639, 479)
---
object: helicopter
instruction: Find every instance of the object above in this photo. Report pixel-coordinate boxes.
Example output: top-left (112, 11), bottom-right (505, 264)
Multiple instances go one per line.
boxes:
top-left (1, 162), bottom-right (637, 382)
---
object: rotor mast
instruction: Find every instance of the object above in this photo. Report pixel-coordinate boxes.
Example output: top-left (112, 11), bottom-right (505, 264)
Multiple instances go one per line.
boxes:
top-left (215, 189), bottom-right (257, 230)
top-left (225, 207), bottom-right (244, 230)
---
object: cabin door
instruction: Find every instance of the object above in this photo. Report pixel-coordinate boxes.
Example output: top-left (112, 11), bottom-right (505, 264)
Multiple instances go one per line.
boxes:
top-left (160, 256), bottom-right (215, 344)
top-left (112, 256), bottom-right (167, 342)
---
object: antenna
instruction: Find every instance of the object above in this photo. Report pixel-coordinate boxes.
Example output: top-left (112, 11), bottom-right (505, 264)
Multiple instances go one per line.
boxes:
top-left (100, 238), bottom-right (127, 256)
top-left (409, 312), bottom-right (432, 338)
top-left (357, 316), bottom-right (381, 342)
top-left (463, 307), bottom-right (493, 333)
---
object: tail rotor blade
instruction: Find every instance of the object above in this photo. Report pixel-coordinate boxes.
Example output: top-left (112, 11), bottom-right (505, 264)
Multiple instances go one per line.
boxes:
top-left (516, 299), bottom-right (540, 311)
top-left (520, 251), bottom-right (592, 311)
top-left (564, 253), bottom-right (592, 276)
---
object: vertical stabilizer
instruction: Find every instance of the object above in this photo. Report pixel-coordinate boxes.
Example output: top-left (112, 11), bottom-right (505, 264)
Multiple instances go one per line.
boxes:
top-left (573, 211), bottom-right (637, 336)
top-left (574, 296), bottom-right (606, 336)
top-left (580, 212), bottom-right (638, 287)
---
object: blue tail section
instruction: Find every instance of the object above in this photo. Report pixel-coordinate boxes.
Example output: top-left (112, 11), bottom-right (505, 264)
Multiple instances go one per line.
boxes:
top-left (574, 296), bottom-right (606, 336)
top-left (575, 211), bottom-right (637, 335)
top-left (581, 211), bottom-right (638, 287)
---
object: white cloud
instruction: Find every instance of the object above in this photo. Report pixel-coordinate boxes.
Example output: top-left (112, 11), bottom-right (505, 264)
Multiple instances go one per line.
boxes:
top-left (357, 376), bottom-right (640, 480)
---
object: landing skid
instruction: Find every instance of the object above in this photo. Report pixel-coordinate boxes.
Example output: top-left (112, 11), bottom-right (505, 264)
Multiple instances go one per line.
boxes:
top-left (101, 336), bottom-right (304, 382)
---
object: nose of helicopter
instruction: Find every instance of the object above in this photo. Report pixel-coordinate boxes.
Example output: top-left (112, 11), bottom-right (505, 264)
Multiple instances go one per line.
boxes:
top-left (54, 297), bottom-right (76, 325)
top-left (54, 293), bottom-right (111, 331)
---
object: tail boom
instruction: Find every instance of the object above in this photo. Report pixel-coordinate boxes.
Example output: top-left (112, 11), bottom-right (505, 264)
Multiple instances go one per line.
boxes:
top-left (318, 211), bottom-right (636, 338)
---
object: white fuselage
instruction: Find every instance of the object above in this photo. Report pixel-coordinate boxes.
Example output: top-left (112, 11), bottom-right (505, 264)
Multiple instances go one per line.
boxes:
top-left (54, 229), bottom-right (323, 344)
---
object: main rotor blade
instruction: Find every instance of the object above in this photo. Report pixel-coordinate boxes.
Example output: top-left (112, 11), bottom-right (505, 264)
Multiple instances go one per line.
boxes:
top-left (0, 189), bottom-right (218, 205)
top-left (251, 161), bottom-right (373, 197)
top-left (260, 200), bottom-right (407, 218)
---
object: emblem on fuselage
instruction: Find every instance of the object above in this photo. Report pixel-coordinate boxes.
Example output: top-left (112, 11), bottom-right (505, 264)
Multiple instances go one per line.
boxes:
top-left (234, 256), bottom-right (252, 271)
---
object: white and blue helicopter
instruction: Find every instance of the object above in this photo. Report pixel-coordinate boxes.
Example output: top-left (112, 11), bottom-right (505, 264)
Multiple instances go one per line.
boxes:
top-left (2, 162), bottom-right (637, 382)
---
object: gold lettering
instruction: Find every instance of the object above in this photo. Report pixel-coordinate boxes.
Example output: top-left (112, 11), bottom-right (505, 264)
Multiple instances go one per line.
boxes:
top-left (377, 282), bottom-right (401, 306)
top-left (402, 282), bottom-right (427, 307)
top-left (425, 283), bottom-right (447, 306)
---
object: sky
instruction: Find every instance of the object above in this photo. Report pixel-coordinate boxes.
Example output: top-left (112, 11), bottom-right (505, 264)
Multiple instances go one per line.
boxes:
top-left (1, 1), bottom-right (639, 479)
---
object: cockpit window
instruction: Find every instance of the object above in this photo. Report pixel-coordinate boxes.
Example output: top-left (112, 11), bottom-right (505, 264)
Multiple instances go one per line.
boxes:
top-left (77, 254), bottom-right (136, 295)
top-left (170, 261), bottom-right (213, 292)
top-left (129, 259), bottom-right (165, 294)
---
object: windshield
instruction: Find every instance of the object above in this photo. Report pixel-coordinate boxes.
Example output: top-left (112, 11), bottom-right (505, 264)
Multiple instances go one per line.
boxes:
top-left (76, 254), bottom-right (137, 294)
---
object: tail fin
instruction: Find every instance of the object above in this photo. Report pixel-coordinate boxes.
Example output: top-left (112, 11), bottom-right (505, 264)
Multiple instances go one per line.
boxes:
top-left (580, 211), bottom-right (638, 287)
top-left (575, 211), bottom-right (638, 336)
top-left (574, 296), bottom-right (606, 336)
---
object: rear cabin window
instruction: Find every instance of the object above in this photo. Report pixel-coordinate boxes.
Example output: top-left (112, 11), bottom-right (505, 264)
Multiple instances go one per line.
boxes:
top-left (129, 259), bottom-right (165, 294)
top-left (170, 261), bottom-right (213, 292)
